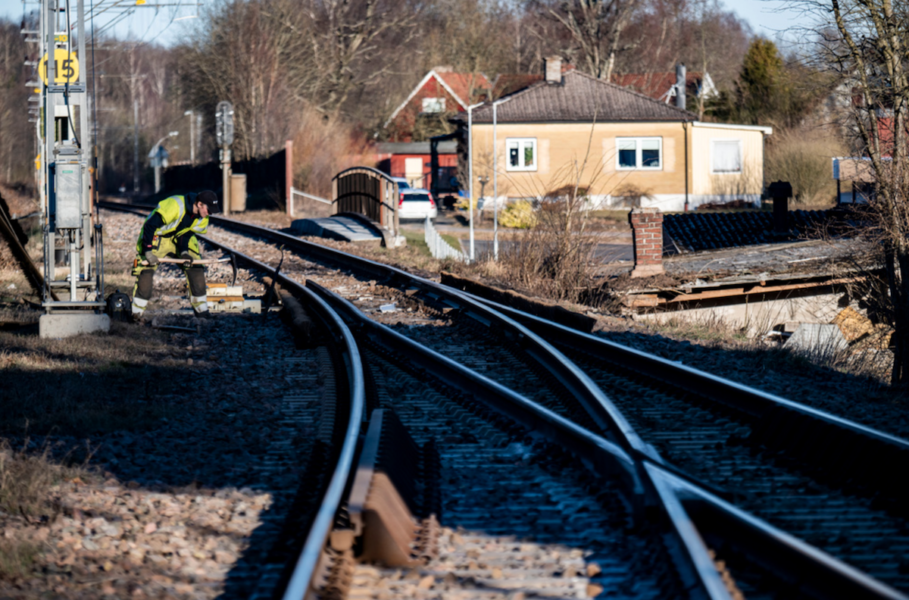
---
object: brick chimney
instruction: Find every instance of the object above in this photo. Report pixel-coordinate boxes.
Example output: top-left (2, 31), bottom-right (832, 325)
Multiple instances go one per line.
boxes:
top-left (545, 56), bottom-right (562, 85)
top-left (629, 207), bottom-right (665, 278)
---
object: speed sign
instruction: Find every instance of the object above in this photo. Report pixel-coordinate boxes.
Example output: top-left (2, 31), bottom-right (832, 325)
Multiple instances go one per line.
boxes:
top-left (40, 49), bottom-right (79, 86)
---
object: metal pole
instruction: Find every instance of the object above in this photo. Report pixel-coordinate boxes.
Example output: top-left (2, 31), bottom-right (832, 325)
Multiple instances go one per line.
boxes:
top-left (285, 139), bottom-right (293, 217)
top-left (133, 98), bottom-right (139, 194)
top-left (467, 102), bottom-right (483, 263)
top-left (222, 146), bottom-right (231, 215)
top-left (492, 101), bottom-right (498, 261)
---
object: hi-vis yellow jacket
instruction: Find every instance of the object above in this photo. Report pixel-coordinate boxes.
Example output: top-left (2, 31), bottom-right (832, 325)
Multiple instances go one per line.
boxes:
top-left (135, 194), bottom-right (209, 256)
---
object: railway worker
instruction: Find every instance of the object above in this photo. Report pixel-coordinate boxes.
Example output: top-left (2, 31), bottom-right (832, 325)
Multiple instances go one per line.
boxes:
top-left (130, 190), bottom-right (221, 321)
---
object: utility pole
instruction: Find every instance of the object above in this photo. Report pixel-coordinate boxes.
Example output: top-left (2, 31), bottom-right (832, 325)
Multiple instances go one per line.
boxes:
top-left (184, 110), bottom-right (194, 165)
top-left (38, 0), bottom-right (108, 337)
top-left (492, 100), bottom-right (501, 261)
top-left (150, 131), bottom-right (177, 193)
top-left (133, 97), bottom-right (139, 193)
top-left (467, 102), bottom-right (483, 263)
top-left (216, 101), bottom-right (234, 215)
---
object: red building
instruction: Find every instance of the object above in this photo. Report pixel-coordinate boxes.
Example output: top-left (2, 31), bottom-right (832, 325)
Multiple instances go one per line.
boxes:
top-left (383, 67), bottom-right (490, 143)
top-left (379, 67), bottom-right (488, 200)
top-left (375, 141), bottom-right (458, 192)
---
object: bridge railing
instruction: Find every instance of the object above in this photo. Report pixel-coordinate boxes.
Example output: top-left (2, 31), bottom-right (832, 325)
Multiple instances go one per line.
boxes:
top-left (332, 167), bottom-right (399, 238)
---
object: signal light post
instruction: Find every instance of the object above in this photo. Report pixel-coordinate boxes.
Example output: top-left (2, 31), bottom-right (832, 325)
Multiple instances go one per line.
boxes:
top-left (216, 101), bottom-right (234, 216)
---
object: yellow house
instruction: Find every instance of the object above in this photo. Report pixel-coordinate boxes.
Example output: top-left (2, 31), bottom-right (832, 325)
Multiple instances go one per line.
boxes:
top-left (460, 65), bottom-right (772, 211)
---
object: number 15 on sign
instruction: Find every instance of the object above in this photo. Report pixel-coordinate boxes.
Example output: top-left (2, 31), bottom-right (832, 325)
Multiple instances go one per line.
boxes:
top-left (40, 49), bottom-right (79, 86)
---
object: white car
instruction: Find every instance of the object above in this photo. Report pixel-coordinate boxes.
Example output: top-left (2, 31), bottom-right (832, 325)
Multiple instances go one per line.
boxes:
top-left (390, 177), bottom-right (411, 190)
top-left (398, 189), bottom-right (438, 220)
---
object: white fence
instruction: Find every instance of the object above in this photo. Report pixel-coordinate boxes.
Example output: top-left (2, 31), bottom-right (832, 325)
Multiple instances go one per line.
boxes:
top-left (288, 187), bottom-right (331, 217)
top-left (425, 216), bottom-right (467, 262)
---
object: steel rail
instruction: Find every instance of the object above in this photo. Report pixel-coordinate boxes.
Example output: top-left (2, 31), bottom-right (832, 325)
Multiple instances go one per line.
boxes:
top-left (169, 229), bottom-right (366, 598)
top-left (308, 278), bottom-right (906, 600)
top-left (99, 203), bottom-right (906, 597)
top-left (100, 204), bottom-right (729, 495)
top-left (467, 295), bottom-right (909, 495)
top-left (304, 279), bottom-right (730, 600)
top-left (198, 215), bottom-right (656, 448)
top-left (98, 203), bottom-right (368, 597)
top-left (196, 234), bottom-right (366, 600)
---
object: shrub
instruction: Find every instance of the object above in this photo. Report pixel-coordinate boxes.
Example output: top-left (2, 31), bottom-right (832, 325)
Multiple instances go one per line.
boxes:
top-left (500, 200), bottom-right (537, 229)
top-left (765, 128), bottom-right (845, 206)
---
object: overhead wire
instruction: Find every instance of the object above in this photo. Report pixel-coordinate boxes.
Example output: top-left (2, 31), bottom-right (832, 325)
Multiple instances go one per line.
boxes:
top-left (64, 0), bottom-right (82, 148)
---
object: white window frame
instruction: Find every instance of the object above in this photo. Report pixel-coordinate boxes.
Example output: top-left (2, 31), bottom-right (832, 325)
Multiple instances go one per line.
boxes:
top-left (615, 137), bottom-right (663, 171)
top-left (710, 138), bottom-right (744, 174)
top-left (421, 97), bottom-right (446, 113)
top-left (506, 138), bottom-right (537, 172)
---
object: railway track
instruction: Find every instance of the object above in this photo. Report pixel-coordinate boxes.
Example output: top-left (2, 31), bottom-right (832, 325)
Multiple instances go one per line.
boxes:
top-left (100, 202), bottom-right (908, 598)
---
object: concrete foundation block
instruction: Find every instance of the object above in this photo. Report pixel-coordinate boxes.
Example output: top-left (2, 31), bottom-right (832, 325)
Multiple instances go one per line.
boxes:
top-left (630, 264), bottom-right (665, 278)
top-left (39, 313), bottom-right (111, 339)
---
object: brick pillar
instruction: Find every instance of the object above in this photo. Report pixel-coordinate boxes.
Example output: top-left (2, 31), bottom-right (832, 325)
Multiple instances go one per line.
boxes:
top-left (629, 207), bottom-right (665, 278)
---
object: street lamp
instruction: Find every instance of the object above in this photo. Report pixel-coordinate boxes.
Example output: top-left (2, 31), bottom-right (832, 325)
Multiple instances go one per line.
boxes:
top-left (151, 131), bottom-right (179, 193)
top-left (477, 175), bottom-right (488, 258)
top-left (467, 101), bottom-right (484, 263)
top-left (184, 110), bottom-right (195, 165)
top-left (492, 99), bottom-right (505, 261)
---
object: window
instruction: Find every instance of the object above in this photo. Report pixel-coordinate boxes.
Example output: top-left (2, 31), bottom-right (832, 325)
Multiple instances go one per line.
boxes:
top-left (712, 140), bottom-right (742, 174)
top-left (506, 138), bottom-right (537, 171)
top-left (422, 97), bottom-right (445, 113)
top-left (616, 137), bottom-right (662, 170)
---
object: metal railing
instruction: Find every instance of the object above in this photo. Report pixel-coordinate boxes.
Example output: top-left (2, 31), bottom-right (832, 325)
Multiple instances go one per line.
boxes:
top-left (332, 166), bottom-right (399, 238)
top-left (291, 187), bottom-right (331, 204)
top-left (424, 216), bottom-right (466, 262)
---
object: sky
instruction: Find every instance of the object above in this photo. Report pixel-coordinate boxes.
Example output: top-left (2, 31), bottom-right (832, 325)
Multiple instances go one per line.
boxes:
top-left (0, 0), bottom-right (813, 48)
top-left (0, 0), bottom-right (200, 46)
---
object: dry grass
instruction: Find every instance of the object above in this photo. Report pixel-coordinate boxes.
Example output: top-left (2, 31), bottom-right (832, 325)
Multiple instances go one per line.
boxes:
top-left (0, 538), bottom-right (38, 581)
top-left (0, 438), bottom-right (88, 582)
top-left (0, 439), bottom-right (86, 517)
top-left (0, 321), bottom-right (199, 436)
top-left (765, 128), bottom-right (845, 206)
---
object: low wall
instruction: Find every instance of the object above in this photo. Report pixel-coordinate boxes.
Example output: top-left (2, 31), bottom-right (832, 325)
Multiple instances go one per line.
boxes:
top-left (634, 289), bottom-right (846, 338)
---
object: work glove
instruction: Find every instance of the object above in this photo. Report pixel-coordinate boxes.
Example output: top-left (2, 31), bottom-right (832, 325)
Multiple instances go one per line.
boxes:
top-left (144, 253), bottom-right (159, 265)
top-left (180, 251), bottom-right (195, 264)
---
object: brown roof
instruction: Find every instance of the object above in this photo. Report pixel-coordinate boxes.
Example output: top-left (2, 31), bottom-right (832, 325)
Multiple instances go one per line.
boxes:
top-left (470, 70), bottom-right (697, 123)
top-left (492, 73), bottom-right (543, 99)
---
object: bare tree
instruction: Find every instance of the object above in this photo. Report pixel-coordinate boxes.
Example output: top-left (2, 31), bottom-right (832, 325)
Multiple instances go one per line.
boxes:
top-left (0, 19), bottom-right (35, 185)
top-left (807, 0), bottom-right (909, 383)
top-left (539, 0), bottom-right (639, 79)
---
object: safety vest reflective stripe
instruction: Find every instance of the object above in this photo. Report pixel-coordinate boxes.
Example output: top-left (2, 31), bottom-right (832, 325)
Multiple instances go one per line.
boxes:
top-left (190, 218), bottom-right (208, 234)
top-left (154, 196), bottom-right (186, 236)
